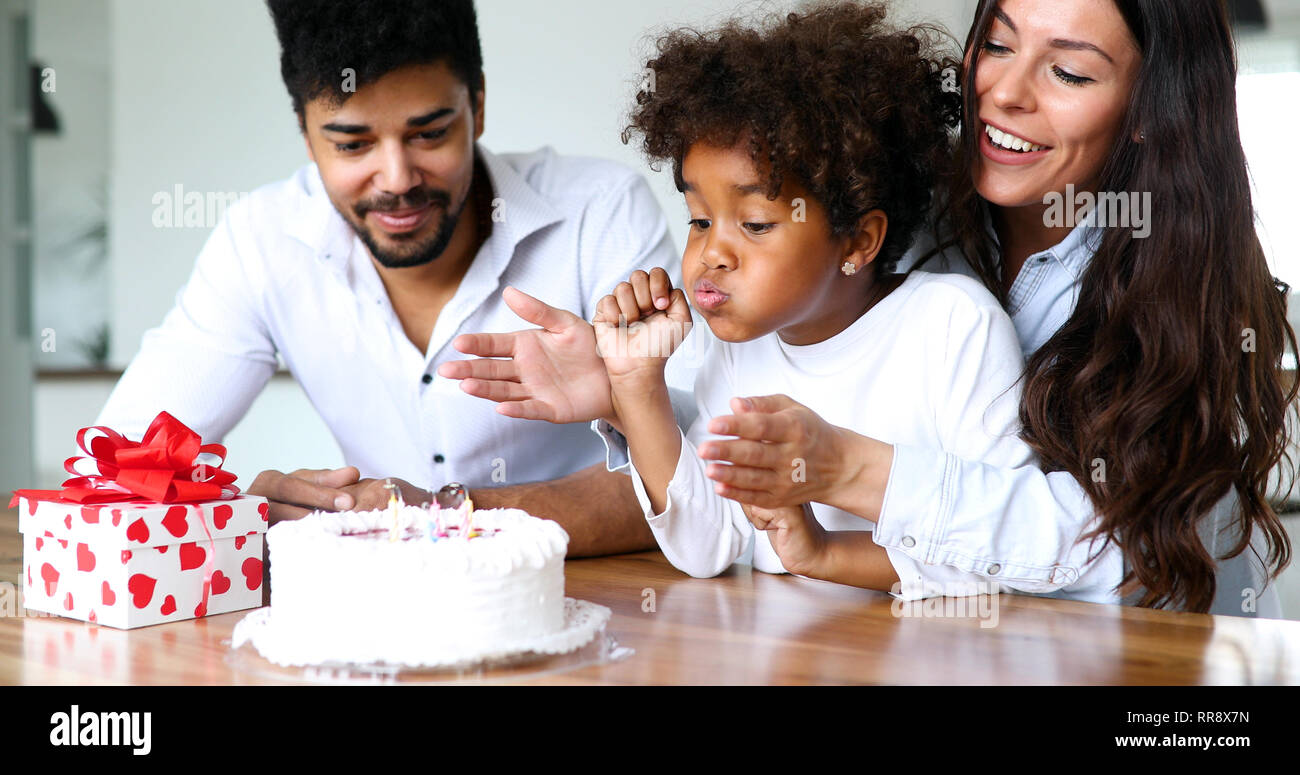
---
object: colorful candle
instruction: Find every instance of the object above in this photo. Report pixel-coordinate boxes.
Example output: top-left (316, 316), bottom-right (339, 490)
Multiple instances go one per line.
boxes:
top-left (460, 497), bottom-right (475, 539)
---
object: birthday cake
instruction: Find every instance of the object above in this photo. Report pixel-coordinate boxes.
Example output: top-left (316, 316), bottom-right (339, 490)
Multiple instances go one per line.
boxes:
top-left (231, 499), bottom-right (610, 668)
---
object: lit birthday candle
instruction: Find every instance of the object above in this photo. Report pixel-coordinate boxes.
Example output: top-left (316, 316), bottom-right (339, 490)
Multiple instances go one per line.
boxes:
top-left (384, 479), bottom-right (403, 542)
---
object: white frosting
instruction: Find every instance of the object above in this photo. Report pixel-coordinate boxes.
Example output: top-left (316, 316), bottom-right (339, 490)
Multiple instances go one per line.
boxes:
top-left (245, 505), bottom-right (576, 667)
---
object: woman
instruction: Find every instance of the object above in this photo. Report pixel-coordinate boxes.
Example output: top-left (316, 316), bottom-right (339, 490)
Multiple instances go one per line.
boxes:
top-left (443, 0), bottom-right (1295, 616)
top-left (716, 0), bottom-right (1296, 615)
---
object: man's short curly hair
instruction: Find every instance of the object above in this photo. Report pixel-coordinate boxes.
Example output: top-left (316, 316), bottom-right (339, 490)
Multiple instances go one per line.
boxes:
top-left (266, 0), bottom-right (483, 127)
top-left (624, 1), bottom-right (960, 274)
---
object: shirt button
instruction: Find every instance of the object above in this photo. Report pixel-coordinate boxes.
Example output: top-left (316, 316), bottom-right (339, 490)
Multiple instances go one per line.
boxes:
top-left (1039, 256), bottom-right (1050, 263)
top-left (421, 374), bottom-right (433, 384)
top-left (987, 563), bottom-right (1001, 575)
top-left (433, 454), bottom-right (445, 464)
top-left (901, 536), bottom-right (916, 548)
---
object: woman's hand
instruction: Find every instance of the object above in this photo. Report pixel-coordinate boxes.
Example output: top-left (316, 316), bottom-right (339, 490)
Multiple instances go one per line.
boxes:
top-left (699, 394), bottom-right (894, 519)
top-left (593, 268), bottom-right (693, 386)
top-left (437, 286), bottom-right (614, 424)
top-left (743, 502), bottom-right (828, 578)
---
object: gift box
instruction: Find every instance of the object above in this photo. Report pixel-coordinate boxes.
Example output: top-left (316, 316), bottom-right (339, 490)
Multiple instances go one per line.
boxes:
top-left (11, 412), bottom-right (269, 629)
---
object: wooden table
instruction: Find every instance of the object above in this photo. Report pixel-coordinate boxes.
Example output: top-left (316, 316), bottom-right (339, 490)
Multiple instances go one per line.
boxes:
top-left (2, 507), bottom-right (1298, 684)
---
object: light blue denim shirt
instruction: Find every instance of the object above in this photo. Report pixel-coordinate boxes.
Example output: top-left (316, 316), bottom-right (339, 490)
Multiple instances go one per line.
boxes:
top-left (893, 220), bottom-right (1282, 618)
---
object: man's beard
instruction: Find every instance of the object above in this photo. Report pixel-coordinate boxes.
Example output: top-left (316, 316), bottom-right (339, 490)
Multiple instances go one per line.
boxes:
top-left (347, 185), bottom-right (469, 269)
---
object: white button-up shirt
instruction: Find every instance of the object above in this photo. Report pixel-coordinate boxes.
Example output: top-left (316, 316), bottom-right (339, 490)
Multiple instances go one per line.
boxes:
top-left (888, 222), bottom-right (1281, 617)
top-left (96, 145), bottom-right (679, 492)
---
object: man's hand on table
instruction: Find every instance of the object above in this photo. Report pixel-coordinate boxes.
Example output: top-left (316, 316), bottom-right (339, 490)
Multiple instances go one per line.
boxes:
top-left (246, 466), bottom-right (431, 524)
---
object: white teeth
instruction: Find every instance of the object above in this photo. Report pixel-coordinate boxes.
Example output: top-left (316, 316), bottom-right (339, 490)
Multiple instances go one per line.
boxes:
top-left (985, 124), bottom-right (1044, 153)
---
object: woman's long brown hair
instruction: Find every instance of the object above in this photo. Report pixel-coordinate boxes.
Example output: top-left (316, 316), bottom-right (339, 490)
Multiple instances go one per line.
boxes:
top-left (925, 0), bottom-right (1297, 611)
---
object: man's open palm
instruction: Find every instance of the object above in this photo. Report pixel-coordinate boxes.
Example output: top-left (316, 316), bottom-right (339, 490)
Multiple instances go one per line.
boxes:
top-left (437, 286), bottom-right (613, 423)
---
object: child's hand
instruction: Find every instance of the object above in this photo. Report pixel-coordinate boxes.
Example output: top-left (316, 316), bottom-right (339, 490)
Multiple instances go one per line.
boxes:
top-left (438, 287), bottom-right (614, 423)
top-left (593, 268), bottom-right (693, 383)
top-left (699, 394), bottom-right (857, 510)
top-left (743, 502), bottom-right (828, 577)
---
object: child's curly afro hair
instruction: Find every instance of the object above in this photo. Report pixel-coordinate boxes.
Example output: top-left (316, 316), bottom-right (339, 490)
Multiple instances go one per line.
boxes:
top-left (624, 1), bottom-right (960, 273)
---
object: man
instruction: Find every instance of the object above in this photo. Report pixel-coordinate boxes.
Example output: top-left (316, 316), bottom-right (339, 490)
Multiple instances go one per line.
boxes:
top-left (94, 0), bottom-right (675, 556)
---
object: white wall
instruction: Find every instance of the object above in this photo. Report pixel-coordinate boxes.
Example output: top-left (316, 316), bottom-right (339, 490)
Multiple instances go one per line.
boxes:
top-left (106, 0), bottom-right (304, 367)
top-left (33, 376), bottom-right (343, 489)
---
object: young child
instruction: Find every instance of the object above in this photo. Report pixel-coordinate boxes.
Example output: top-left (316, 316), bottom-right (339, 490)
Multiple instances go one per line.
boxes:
top-left (449, 2), bottom-right (1041, 597)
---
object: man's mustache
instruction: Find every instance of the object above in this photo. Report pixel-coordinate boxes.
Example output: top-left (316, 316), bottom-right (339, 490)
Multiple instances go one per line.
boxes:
top-left (355, 188), bottom-right (451, 218)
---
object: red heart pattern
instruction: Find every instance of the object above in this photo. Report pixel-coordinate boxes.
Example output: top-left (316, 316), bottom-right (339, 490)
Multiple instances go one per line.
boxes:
top-left (162, 506), bottom-right (189, 538)
top-left (213, 504), bottom-right (233, 530)
top-left (179, 542), bottom-right (206, 571)
top-left (241, 557), bottom-right (263, 591)
top-left (29, 501), bottom-right (267, 625)
top-left (41, 563), bottom-right (59, 597)
top-left (126, 518), bottom-right (150, 544)
top-left (128, 574), bottom-right (156, 609)
top-left (76, 543), bottom-right (96, 572)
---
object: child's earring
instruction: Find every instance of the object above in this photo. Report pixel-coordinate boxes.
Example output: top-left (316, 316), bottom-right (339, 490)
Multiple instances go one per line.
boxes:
top-left (841, 261), bottom-right (858, 276)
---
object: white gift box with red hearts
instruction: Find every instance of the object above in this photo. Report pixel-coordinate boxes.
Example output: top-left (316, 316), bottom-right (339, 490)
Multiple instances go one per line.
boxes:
top-left (16, 494), bottom-right (269, 629)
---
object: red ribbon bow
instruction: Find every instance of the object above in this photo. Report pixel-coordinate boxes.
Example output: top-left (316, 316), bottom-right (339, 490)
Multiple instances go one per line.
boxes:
top-left (10, 412), bottom-right (240, 507)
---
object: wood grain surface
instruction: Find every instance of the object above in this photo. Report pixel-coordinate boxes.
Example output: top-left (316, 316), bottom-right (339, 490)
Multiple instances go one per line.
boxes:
top-left (2, 507), bottom-right (1297, 684)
